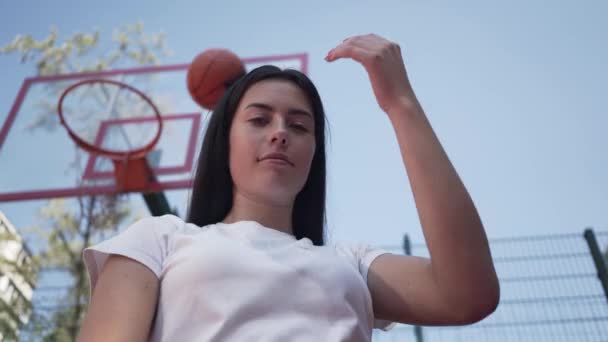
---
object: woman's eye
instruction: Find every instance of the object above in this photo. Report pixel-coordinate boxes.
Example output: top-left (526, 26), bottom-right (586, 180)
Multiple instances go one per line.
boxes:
top-left (291, 123), bottom-right (309, 132)
top-left (249, 117), bottom-right (267, 126)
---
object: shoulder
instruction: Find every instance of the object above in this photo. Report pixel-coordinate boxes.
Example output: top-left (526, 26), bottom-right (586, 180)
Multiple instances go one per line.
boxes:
top-left (83, 214), bottom-right (197, 269)
top-left (333, 243), bottom-right (392, 264)
top-left (128, 214), bottom-right (184, 231)
top-left (83, 215), bottom-right (213, 292)
top-left (324, 243), bottom-right (393, 280)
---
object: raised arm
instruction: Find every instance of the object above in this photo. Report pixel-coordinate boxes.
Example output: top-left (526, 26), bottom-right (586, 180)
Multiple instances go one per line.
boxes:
top-left (326, 34), bottom-right (500, 325)
top-left (77, 255), bottom-right (159, 341)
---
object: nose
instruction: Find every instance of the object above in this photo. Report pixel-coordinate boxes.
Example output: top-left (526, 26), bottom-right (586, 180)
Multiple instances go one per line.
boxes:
top-left (270, 127), bottom-right (289, 147)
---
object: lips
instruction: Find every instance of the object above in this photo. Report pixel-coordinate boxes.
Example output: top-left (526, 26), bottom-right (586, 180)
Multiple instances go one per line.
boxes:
top-left (259, 152), bottom-right (294, 166)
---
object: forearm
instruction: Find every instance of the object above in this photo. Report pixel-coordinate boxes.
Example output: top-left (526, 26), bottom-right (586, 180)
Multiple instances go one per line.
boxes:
top-left (388, 99), bottom-right (499, 308)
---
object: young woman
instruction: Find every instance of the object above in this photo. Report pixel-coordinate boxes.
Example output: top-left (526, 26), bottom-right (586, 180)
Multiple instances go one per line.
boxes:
top-left (78, 34), bottom-right (499, 341)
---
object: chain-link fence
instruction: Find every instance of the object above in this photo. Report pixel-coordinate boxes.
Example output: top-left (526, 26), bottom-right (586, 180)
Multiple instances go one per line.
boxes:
top-left (373, 229), bottom-right (608, 341)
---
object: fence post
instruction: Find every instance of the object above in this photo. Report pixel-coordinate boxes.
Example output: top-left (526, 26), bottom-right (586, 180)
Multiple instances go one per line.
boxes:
top-left (403, 234), bottom-right (424, 342)
top-left (583, 228), bottom-right (608, 304)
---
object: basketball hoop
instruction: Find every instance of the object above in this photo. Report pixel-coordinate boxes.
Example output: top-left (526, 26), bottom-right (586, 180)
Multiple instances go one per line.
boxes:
top-left (57, 78), bottom-right (163, 193)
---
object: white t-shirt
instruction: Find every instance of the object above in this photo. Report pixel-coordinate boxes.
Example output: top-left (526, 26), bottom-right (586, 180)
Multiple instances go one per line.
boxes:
top-left (83, 215), bottom-right (395, 341)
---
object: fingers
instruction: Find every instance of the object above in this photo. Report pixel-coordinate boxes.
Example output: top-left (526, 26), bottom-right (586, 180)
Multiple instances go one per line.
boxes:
top-left (342, 34), bottom-right (384, 46)
top-left (325, 34), bottom-right (393, 63)
top-left (325, 41), bottom-right (371, 63)
top-left (325, 34), bottom-right (365, 62)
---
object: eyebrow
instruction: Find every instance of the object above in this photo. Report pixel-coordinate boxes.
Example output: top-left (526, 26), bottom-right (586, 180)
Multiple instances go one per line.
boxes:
top-left (245, 102), bottom-right (313, 119)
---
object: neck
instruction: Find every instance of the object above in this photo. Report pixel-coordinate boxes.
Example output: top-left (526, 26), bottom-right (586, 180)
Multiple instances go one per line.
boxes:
top-left (223, 191), bottom-right (294, 235)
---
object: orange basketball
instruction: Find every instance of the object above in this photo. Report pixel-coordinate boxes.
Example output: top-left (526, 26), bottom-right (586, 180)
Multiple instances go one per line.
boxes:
top-left (187, 49), bottom-right (246, 110)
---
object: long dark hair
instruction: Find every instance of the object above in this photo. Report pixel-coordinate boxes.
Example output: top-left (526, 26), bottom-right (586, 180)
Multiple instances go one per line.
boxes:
top-left (187, 65), bottom-right (327, 246)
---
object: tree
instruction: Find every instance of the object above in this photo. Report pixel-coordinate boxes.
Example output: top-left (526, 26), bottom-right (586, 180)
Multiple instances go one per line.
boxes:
top-left (1, 22), bottom-right (169, 341)
top-left (23, 197), bottom-right (133, 341)
top-left (0, 226), bottom-right (38, 341)
top-left (1, 22), bottom-right (170, 132)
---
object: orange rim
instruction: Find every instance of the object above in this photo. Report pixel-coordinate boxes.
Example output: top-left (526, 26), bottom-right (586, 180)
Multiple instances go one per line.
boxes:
top-left (57, 78), bottom-right (163, 160)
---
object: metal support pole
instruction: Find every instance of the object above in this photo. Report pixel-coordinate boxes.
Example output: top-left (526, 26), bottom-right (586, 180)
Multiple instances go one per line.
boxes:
top-left (403, 234), bottom-right (424, 342)
top-left (142, 191), bottom-right (175, 217)
top-left (583, 228), bottom-right (608, 304)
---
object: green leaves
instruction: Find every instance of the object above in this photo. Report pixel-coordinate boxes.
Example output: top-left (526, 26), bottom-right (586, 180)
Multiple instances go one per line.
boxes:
top-left (0, 22), bottom-right (169, 76)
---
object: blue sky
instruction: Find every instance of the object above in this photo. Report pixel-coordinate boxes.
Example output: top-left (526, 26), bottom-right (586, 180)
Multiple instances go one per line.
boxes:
top-left (1, 0), bottom-right (607, 249)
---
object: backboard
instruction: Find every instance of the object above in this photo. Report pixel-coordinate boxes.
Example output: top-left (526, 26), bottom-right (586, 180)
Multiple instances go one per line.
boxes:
top-left (0, 53), bottom-right (308, 202)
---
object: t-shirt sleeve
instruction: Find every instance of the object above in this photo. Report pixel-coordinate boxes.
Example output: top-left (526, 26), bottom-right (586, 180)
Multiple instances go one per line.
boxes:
top-left (82, 214), bottom-right (181, 295)
top-left (337, 243), bottom-right (397, 331)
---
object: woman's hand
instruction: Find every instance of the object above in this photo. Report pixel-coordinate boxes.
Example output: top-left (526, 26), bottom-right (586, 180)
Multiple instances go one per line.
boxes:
top-left (325, 33), bottom-right (418, 115)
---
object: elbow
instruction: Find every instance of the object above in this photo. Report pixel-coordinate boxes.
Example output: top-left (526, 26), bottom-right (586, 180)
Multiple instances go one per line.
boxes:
top-left (460, 294), bottom-right (499, 325)
top-left (454, 283), bottom-right (500, 325)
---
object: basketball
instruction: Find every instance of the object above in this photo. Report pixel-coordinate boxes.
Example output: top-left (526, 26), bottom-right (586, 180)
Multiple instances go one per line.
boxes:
top-left (187, 49), bottom-right (246, 110)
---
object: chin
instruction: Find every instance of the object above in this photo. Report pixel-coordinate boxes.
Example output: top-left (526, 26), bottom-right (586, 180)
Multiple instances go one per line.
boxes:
top-left (242, 180), bottom-right (301, 205)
